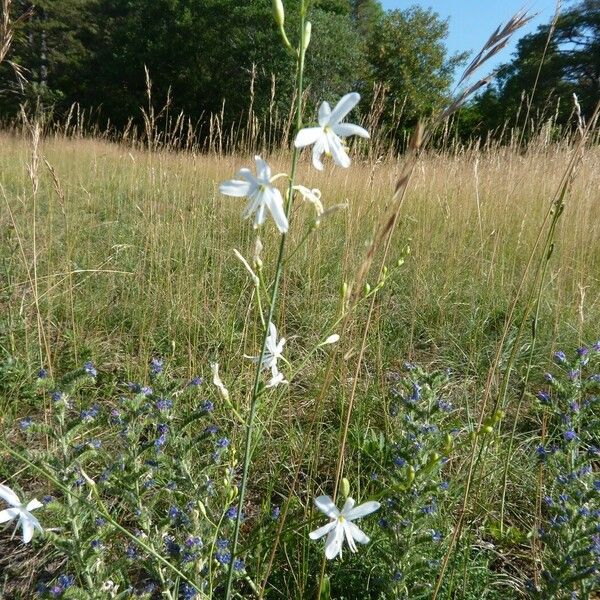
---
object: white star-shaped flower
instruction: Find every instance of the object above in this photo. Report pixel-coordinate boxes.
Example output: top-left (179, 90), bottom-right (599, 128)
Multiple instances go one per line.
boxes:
top-left (309, 495), bottom-right (380, 559)
top-left (294, 93), bottom-right (370, 171)
top-left (248, 322), bottom-right (287, 388)
top-left (220, 156), bottom-right (288, 233)
top-left (0, 483), bottom-right (43, 544)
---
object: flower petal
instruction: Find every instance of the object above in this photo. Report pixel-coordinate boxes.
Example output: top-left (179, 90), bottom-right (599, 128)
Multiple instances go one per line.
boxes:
top-left (332, 123), bottom-right (370, 139)
top-left (345, 500), bottom-right (381, 521)
top-left (294, 127), bottom-right (323, 148)
top-left (268, 321), bottom-right (277, 340)
top-left (242, 192), bottom-right (261, 220)
top-left (346, 520), bottom-right (370, 545)
top-left (311, 137), bottom-right (326, 171)
top-left (314, 495), bottom-right (339, 519)
top-left (20, 516), bottom-right (35, 543)
top-left (236, 167), bottom-right (255, 182)
top-left (0, 484), bottom-right (21, 507)
top-left (327, 132), bottom-right (351, 168)
top-left (254, 202), bottom-right (267, 228)
top-left (309, 520), bottom-right (336, 540)
top-left (329, 93), bottom-right (360, 125)
top-left (341, 498), bottom-right (356, 515)
top-left (325, 523), bottom-right (344, 560)
top-left (0, 507), bottom-right (20, 523)
top-left (220, 179), bottom-right (252, 198)
top-left (265, 188), bottom-right (289, 233)
top-left (318, 101), bottom-right (331, 127)
top-left (26, 498), bottom-right (42, 512)
top-left (254, 156), bottom-right (271, 180)
top-left (343, 521), bottom-right (358, 553)
top-left (266, 370), bottom-right (287, 388)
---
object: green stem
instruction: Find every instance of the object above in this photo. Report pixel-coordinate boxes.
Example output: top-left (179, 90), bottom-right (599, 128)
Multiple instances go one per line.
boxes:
top-left (224, 9), bottom-right (307, 598)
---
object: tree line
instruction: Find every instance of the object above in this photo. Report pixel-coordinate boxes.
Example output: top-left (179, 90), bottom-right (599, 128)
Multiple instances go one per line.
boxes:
top-left (0, 0), bottom-right (598, 144)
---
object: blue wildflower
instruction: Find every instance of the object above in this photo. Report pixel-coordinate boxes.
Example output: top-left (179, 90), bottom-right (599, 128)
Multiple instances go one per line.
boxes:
top-left (168, 506), bottom-right (181, 520)
top-left (537, 390), bottom-right (551, 404)
top-left (84, 361), bottom-right (98, 377)
top-left (233, 558), bottom-right (245, 572)
top-left (431, 530), bottom-right (443, 542)
top-left (216, 437), bottom-right (230, 448)
top-left (150, 358), bottom-right (164, 375)
top-left (19, 417), bottom-right (33, 430)
top-left (37, 368), bottom-right (48, 379)
top-left (181, 582), bottom-right (197, 599)
top-left (410, 382), bottom-right (421, 402)
top-left (155, 398), bottom-right (173, 411)
top-left (226, 506), bottom-right (240, 520)
top-left (204, 424), bottom-right (218, 435)
top-left (189, 377), bottom-right (203, 386)
top-left (185, 536), bottom-right (203, 548)
top-left (164, 536), bottom-right (180, 557)
top-left (564, 430), bottom-right (577, 442)
top-left (568, 369), bottom-right (580, 380)
top-left (271, 505), bottom-right (281, 520)
top-left (80, 404), bottom-right (100, 422)
top-left (554, 350), bottom-right (567, 364)
top-left (201, 400), bottom-right (214, 412)
top-left (438, 399), bottom-right (453, 412)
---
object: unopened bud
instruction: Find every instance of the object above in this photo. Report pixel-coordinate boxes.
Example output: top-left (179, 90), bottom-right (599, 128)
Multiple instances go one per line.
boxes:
top-left (272, 0), bottom-right (285, 28)
top-left (341, 478), bottom-right (350, 498)
top-left (303, 21), bottom-right (312, 50)
top-left (365, 283), bottom-right (371, 295)
top-left (198, 500), bottom-right (207, 518)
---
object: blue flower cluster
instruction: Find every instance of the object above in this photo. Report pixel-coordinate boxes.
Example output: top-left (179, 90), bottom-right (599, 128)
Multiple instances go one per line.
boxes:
top-left (531, 343), bottom-right (600, 598)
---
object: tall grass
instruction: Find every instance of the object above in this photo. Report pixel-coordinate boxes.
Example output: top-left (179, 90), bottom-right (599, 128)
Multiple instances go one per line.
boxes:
top-left (1, 131), bottom-right (598, 394)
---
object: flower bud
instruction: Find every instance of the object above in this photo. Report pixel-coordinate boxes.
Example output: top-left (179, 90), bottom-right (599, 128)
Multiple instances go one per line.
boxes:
top-left (341, 478), bottom-right (350, 499)
top-left (197, 500), bottom-right (207, 518)
top-left (303, 21), bottom-right (312, 50)
top-left (272, 0), bottom-right (285, 28)
top-left (323, 334), bottom-right (340, 345)
top-left (365, 283), bottom-right (371, 295)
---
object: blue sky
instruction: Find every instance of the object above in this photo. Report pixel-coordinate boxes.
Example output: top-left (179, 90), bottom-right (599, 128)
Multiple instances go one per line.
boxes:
top-left (381, 1), bottom-right (560, 81)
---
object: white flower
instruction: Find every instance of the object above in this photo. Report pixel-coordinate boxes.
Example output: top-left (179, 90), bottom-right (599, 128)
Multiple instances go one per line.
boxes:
top-left (250, 322), bottom-right (285, 372)
top-left (219, 156), bottom-right (288, 233)
top-left (309, 495), bottom-right (380, 560)
top-left (294, 93), bottom-right (370, 171)
top-left (322, 334), bottom-right (340, 345)
top-left (266, 369), bottom-right (288, 389)
top-left (233, 249), bottom-right (259, 286)
top-left (211, 363), bottom-right (230, 402)
top-left (0, 483), bottom-right (43, 544)
top-left (248, 322), bottom-right (287, 388)
top-left (293, 185), bottom-right (324, 222)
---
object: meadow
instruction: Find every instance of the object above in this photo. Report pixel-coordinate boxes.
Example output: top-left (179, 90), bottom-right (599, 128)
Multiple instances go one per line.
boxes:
top-left (0, 118), bottom-right (599, 599)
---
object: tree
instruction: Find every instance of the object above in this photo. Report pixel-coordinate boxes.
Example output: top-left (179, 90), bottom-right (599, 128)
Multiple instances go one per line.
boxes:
top-left (365, 7), bottom-right (465, 125)
top-left (465, 0), bottom-right (600, 138)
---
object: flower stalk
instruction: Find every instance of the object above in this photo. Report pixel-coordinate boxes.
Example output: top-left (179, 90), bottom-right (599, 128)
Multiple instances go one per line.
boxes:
top-left (224, 4), bottom-right (308, 597)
